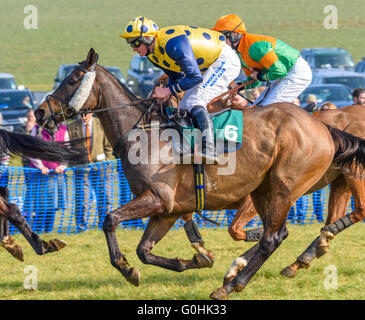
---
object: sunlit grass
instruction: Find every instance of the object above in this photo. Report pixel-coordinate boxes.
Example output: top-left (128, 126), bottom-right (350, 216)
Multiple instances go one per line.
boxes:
top-left (1, 223), bottom-right (364, 300)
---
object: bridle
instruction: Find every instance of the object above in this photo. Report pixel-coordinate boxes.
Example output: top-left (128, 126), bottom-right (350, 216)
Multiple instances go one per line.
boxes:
top-left (44, 65), bottom-right (94, 129)
top-left (43, 63), bottom-right (160, 155)
top-left (44, 64), bottom-right (155, 128)
top-left (42, 63), bottom-right (257, 154)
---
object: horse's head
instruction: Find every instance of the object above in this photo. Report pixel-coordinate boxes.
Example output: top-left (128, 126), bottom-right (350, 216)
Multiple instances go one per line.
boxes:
top-left (35, 48), bottom-right (101, 130)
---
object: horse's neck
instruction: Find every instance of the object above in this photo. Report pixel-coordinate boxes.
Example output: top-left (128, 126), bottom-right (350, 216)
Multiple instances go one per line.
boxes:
top-left (96, 68), bottom-right (146, 149)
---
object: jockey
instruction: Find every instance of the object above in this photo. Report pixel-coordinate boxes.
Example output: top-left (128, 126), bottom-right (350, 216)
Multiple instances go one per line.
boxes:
top-left (212, 14), bottom-right (312, 107)
top-left (119, 16), bottom-right (241, 163)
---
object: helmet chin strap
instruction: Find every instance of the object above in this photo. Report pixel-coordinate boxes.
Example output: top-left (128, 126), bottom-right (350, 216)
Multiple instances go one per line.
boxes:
top-left (226, 20), bottom-right (244, 50)
top-left (145, 37), bottom-right (155, 55)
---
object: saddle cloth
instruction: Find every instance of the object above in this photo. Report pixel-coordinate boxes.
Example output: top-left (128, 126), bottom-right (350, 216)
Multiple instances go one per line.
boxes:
top-left (163, 107), bottom-right (243, 155)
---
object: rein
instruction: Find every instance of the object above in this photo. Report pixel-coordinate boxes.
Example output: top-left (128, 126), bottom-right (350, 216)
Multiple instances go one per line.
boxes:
top-left (206, 79), bottom-right (256, 109)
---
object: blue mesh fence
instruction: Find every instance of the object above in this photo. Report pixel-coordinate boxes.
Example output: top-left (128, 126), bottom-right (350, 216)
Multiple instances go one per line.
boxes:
top-left (0, 159), bottom-right (356, 234)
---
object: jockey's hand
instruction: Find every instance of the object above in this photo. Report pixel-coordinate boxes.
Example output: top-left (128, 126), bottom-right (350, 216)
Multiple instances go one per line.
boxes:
top-left (40, 167), bottom-right (49, 175)
top-left (250, 69), bottom-right (259, 81)
top-left (231, 94), bottom-right (249, 109)
top-left (152, 86), bottom-right (171, 103)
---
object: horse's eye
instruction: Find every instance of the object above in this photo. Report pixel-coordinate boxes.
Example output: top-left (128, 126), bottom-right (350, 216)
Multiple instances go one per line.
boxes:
top-left (68, 78), bottom-right (77, 85)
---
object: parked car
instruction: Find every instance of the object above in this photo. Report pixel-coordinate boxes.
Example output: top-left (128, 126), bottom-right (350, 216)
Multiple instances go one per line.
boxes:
top-left (311, 69), bottom-right (365, 91)
top-left (298, 84), bottom-right (353, 108)
top-left (53, 64), bottom-right (127, 89)
top-left (32, 91), bottom-right (49, 107)
top-left (0, 73), bottom-right (17, 90)
top-left (300, 48), bottom-right (355, 71)
top-left (355, 57), bottom-right (365, 74)
top-left (126, 55), bottom-right (164, 98)
top-left (0, 89), bottom-right (35, 131)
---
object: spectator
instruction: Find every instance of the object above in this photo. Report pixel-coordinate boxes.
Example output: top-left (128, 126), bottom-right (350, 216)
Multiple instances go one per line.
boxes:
top-left (305, 94), bottom-right (317, 106)
top-left (352, 88), bottom-right (365, 106)
top-left (0, 113), bottom-right (9, 188)
top-left (67, 113), bottom-right (114, 232)
top-left (289, 198), bottom-right (304, 224)
top-left (320, 102), bottom-right (337, 110)
top-left (16, 110), bottom-right (37, 224)
top-left (22, 96), bottom-right (33, 109)
top-left (289, 94), bottom-right (324, 223)
top-left (16, 109), bottom-right (36, 135)
top-left (303, 94), bottom-right (318, 112)
top-left (304, 94), bottom-right (325, 222)
top-left (30, 124), bottom-right (69, 233)
top-left (312, 190), bottom-right (324, 223)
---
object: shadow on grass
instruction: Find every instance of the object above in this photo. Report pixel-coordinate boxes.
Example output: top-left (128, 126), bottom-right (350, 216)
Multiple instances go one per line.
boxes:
top-left (1, 276), bottom-right (129, 293)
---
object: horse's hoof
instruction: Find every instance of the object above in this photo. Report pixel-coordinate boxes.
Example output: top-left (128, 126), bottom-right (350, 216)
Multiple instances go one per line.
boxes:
top-left (127, 267), bottom-right (140, 287)
top-left (5, 244), bottom-right (24, 262)
top-left (194, 254), bottom-right (214, 268)
top-left (210, 287), bottom-right (229, 300)
top-left (1, 237), bottom-right (24, 262)
top-left (280, 266), bottom-right (297, 278)
top-left (49, 239), bottom-right (67, 251)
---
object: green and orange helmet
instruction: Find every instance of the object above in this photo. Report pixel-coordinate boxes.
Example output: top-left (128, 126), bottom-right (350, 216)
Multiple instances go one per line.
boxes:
top-left (212, 14), bottom-right (246, 46)
top-left (119, 16), bottom-right (159, 47)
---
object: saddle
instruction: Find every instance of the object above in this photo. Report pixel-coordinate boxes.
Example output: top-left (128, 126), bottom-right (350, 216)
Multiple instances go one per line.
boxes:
top-left (158, 106), bottom-right (243, 156)
top-left (147, 75), bottom-right (244, 158)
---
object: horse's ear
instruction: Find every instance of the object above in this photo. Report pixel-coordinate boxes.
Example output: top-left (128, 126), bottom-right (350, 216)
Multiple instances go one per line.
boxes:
top-left (86, 48), bottom-right (98, 69)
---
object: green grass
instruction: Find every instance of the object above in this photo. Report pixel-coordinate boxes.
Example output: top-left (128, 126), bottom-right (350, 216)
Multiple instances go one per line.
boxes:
top-left (1, 223), bottom-right (365, 300)
top-left (1, 0), bottom-right (364, 91)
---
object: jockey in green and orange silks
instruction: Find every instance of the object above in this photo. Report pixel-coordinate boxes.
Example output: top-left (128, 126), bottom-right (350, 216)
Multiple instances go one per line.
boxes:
top-left (212, 14), bottom-right (312, 106)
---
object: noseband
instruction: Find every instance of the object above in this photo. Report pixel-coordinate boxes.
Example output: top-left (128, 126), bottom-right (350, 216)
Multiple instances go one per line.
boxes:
top-left (44, 65), bottom-right (100, 128)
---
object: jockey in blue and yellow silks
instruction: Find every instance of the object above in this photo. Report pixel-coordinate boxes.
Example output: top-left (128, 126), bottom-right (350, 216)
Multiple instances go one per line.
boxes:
top-left (119, 16), bottom-right (241, 164)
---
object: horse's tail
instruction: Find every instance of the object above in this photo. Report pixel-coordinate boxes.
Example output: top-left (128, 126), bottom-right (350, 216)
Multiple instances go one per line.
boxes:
top-left (0, 129), bottom-right (88, 166)
top-left (326, 124), bottom-right (365, 177)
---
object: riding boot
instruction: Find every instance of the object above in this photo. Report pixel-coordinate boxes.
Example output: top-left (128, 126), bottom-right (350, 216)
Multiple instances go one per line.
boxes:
top-left (190, 106), bottom-right (218, 164)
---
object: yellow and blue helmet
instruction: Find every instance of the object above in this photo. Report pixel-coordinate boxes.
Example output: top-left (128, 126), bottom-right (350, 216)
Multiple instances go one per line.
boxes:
top-left (119, 16), bottom-right (159, 40)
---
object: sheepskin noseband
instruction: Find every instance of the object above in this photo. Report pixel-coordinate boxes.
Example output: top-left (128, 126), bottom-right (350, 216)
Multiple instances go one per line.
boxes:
top-left (69, 70), bottom-right (96, 111)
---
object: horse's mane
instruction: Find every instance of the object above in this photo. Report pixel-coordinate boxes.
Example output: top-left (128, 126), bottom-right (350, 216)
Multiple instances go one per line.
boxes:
top-left (98, 64), bottom-right (139, 102)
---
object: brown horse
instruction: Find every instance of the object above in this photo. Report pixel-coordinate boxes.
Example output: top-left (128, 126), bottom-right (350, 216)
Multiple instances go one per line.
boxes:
top-left (280, 106), bottom-right (365, 277)
top-left (34, 48), bottom-right (365, 299)
top-left (0, 129), bottom-right (88, 261)
top-left (223, 105), bottom-right (365, 280)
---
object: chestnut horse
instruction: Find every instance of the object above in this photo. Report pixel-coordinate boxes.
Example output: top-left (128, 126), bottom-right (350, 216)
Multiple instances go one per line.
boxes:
top-left (223, 105), bottom-right (365, 280)
top-left (34, 49), bottom-right (365, 299)
top-left (0, 129), bottom-right (88, 260)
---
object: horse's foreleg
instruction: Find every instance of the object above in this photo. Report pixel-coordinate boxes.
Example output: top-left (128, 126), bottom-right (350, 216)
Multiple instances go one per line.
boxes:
top-left (212, 222), bottom-right (289, 300)
top-left (181, 213), bottom-right (214, 267)
top-left (0, 214), bottom-right (24, 261)
top-left (1, 198), bottom-right (66, 256)
top-left (281, 175), bottom-right (351, 278)
top-left (102, 189), bottom-right (167, 287)
top-left (223, 242), bottom-right (260, 286)
top-left (211, 174), bottom-right (293, 300)
top-left (0, 187), bottom-right (24, 261)
top-left (137, 214), bottom-right (213, 272)
top-left (228, 196), bottom-right (263, 241)
top-left (316, 177), bottom-right (365, 258)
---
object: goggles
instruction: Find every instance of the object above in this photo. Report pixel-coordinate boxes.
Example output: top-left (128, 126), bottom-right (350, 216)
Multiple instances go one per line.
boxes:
top-left (126, 37), bottom-right (142, 48)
